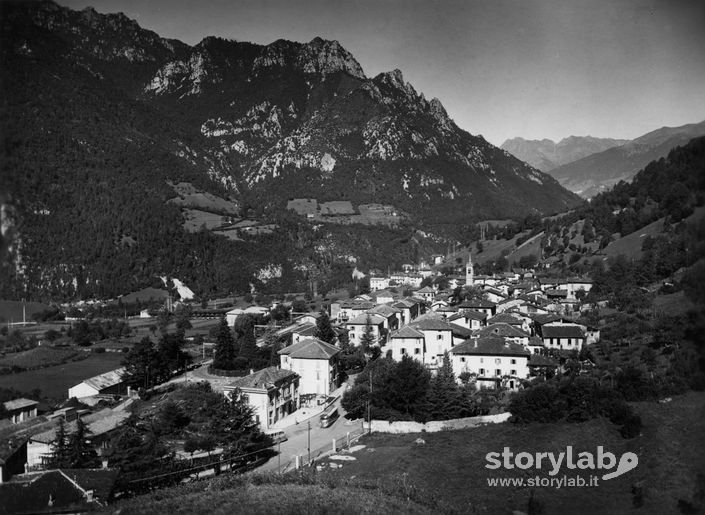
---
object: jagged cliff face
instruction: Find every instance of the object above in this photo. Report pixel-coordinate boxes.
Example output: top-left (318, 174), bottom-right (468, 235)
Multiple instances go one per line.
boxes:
top-left (136, 29), bottom-right (578, 218)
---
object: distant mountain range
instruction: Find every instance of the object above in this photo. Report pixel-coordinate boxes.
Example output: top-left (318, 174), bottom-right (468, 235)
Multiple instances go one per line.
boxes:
top-left (548, 121), bottom-right (705, 198)
top-left (500, 136), bottom-right (628, 172)
top-left (0, 1), bottom-right (580, 299)
top-left (503, 121), bottom-right (705, 198)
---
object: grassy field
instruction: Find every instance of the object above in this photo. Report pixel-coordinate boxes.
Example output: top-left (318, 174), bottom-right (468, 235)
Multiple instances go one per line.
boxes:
top-left (0, 351), bottom-right (124, 399)
top-left (313, 392), bottom-right (705, 514)
top-left (0, 346), bottom-right (84, 370)
top-left (109, 392), bottom-right (705, 514)
top-left (0, 300), bottom-right (51, 324)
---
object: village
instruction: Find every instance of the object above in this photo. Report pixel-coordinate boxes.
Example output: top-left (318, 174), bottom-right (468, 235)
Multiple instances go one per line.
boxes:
top-left (0, 252), bottom-right (605, 509)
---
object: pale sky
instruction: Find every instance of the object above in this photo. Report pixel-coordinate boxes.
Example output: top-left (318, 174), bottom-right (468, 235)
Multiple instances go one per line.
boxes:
top-left (61, 0), bottom-right (705, 146)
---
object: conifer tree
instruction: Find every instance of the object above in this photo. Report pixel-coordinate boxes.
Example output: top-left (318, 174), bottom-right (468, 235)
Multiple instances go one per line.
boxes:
top-left (237, 315), bottom-right (258, 361)
top-left (213, 317), bottom-right (236, 369)
top-left (315, 310), bottom-right (337, 344)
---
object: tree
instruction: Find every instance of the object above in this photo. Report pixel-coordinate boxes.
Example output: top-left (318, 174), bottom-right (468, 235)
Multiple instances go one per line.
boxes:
top-left (67, 418), bottom-right (99, 468)
top-left (213, 318), bottom-right (236, 370)
top-left (315, 310), bottom-right (337, 344)
top-left (359, 315), bottom-right (377, 355)
top-left (156, 400), bottom-right (190, 435)
top-left (419, 353), bottom-right (464, 421)
top-left (48, 418), bottom-right (71, 468)
top-left (121, 337), bottom-right (164, 389)
top-left (236, 315), bottom-right (258, 362)
top-left (157, 330), bottom-right (191, 375)
top-left (386, 355), bottom-right (430, 418)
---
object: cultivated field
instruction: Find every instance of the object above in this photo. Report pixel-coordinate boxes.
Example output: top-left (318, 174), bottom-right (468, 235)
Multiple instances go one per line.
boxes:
top-left (0, 351), bottom-right (124, 399)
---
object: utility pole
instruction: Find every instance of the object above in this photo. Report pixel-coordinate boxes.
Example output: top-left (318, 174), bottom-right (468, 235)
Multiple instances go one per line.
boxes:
top-left (368, 369), bottom-right (373, 435)
top-left (278, 440), bottom-right (281, 474)
top-left (307, 420), bottom-right (311, 465)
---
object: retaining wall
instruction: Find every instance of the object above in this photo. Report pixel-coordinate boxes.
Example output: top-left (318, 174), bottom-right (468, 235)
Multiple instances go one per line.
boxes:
top-left (369, 412), bottom-right (511, 434)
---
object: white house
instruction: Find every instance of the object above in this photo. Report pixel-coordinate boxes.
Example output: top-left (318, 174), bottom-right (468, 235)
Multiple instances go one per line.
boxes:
top-left (541, 323), bottom-right (586, 352)
top-left (415, 286), bottom-right (436, 303)
top-left (451, 337), bottom-right (530, 390)
top-left (408, 314), bottom-right (455, 369)
top-left (474, 323), bottom-right (531, 347)
top-left (278, 338), bottom-right (340, 397)
top-left (68, 368), bottom-right (126, 400)
top-left (346, 313), bottom-right (387, 346)
top-left (388, 325), bottom-right (426, 363)
top-left (447, 310), bottom-right (487, 331)
top-left (223, 367), bottom-right (300, 430)
top-left (369, 276), bottom-right (390, 291)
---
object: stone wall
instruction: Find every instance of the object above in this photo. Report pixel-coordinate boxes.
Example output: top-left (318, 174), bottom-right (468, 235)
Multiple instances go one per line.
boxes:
top-left (369, 412), bottom-right (511, 434)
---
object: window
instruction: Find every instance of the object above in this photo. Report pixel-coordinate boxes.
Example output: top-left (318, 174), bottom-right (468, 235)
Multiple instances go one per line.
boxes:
top-left (414, 348), bottom-right (420, 355)
top-left (460, 357), bottom-right (466, 362)
top-left (401, 348), bottom-right (407, 355)
top-left (511, 369), bottom-right (517, 376)
top-left (480, 358), bottom-right (484, 363)
top-left (495, 358), bottom-right (501, 365)
top-left (510, 359), bottom-right (516, 365)
top-left (495, 369), bottom-right (501, 376)
top-left (437, 334), bottom-right (443, 340)
top-left (479, 368), bottom-right (485, 375)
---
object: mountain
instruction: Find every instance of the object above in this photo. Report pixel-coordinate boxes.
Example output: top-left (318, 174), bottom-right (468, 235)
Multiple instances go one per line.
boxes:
top-left (546, 121), bottom-right (705, 198)
top-left (500, 136), bottom-right (628, 172)
top-left (0, 1), bottom-right (580, 300)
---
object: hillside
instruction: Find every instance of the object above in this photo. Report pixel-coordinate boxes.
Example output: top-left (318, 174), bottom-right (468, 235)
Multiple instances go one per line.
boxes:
top-left (547, 120), bottom-right (705, 197)
top-left (501, 135), bottom-right (627, 172)
top-left (0, 1), bottom-right (580, 301)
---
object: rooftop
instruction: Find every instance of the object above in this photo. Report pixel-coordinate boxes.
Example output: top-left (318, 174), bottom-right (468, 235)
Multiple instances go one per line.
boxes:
top-left (227, 366), bottom-right (298, 392)
top-left (451, 337), bottom-right (530, 357)
top-left (3, 398), bottom-right (39, 412)
top-left (389, 326), bottom-right (425, 339)
top-left (278, 338), bottom-right (340, 360)
top-left (542, 324), bottom-right (586, 339)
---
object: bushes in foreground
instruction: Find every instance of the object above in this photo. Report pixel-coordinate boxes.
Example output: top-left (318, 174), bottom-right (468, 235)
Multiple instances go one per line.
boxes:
top-left (510, 376), bottom-right (642, 438)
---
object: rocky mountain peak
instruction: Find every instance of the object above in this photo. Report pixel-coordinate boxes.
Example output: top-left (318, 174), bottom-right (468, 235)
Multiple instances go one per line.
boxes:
top-left (298, 37), bottom-right (365, 79)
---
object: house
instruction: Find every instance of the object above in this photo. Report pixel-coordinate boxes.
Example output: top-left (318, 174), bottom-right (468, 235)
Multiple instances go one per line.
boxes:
top-left (481, 287), bottom-right (506, 304)
top-left (345, 313), bottom-right (387, 346)
top-left (541, 323), bottom-right (586, 352)
top-left (366, 304), bottom-right (401, 332)
top-left (415, 286), bottom-right (436, 303)
top-left (225, 306), bottom-right (270, 326)
top-left (0, 468), bottom-right (118, 512)
top-left (369, 276), bottom-right (390, 291)
top-left (496, 297), bottom-right (524, 314)
top-left (388, 326), bottom-right (426, 363)
top-left (408, 314), bottom-right (455, 369)
top-left (27, 407), bottom-right (131, 470)
top-left (457, 299), bottom-right (497, 317)
top-left (487, 313), bottom-right (527, 332)
top-left (67, 369), bottom-right (126, 401)
top-left (2, 399), bottom-right (38, 425)
top-left (451, 337), bottom-right (530, 390)
top-left (372, 290), bottom-right (395, 305)
top-left (474, 323), bottom-right (531, 347)
top-left (278, 338), bottom-right (340, 397)
top-left (393, 297), bottom-right (422, 326)
top-left (330, 300), bottom-right (375, 324)
top-left (529, 313), bottom-right (564, 337)
top-left (447, 310), bottom-right (487, 331)
top-left (223, 367), bottom-right (300, 430)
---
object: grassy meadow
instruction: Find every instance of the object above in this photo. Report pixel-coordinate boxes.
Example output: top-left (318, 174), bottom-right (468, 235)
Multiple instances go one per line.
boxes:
top-left (0, 351), bottom-right (124, 399)
top-left (108, 391), bottom-right (705, 514)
